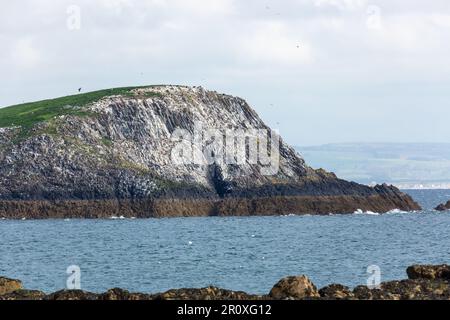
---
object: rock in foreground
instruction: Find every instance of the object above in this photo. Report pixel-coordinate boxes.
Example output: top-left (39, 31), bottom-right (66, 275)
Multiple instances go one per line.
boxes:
top-left (269, 276), bottom-right (319, 299)
top-left (319, 284), bottom-right (354, 299)
top-left (0, 277), bottom-right (22, 295)
top-left (407, 264), bottom-right (450, 280)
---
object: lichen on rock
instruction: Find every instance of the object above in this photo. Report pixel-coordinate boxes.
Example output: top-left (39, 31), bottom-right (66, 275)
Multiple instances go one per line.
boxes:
top-left (0, 277), bottom-right (22, 295)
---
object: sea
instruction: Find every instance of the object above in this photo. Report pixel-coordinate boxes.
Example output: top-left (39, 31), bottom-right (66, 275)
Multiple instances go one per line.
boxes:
top-left (1, 189), bottom-right (450, 294)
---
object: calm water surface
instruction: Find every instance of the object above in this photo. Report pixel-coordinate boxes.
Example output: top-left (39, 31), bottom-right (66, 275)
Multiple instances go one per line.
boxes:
top-left (1, 189), bottom-right (449, 294)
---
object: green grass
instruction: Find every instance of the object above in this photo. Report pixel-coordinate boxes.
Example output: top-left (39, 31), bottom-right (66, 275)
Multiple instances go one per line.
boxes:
top-left (0, 86), bottom-right (162, 130)
top-left (101, 137), bottom-right (113, 147)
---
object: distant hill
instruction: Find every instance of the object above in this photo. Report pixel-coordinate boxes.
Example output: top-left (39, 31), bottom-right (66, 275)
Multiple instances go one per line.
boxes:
top-left (296, 143), bottom-right (450, 189)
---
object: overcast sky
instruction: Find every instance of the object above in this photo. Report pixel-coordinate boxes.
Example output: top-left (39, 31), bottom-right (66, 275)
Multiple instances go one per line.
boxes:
top-left (1, 0), bottom-right (449, 145)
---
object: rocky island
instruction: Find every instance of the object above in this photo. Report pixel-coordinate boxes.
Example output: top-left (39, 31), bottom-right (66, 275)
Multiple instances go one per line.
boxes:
top-left (435, 201), bottom-right (450, 211)
top-left (1, 264), bottom-right (450, 300)
top-left (0, 85), bottom-right (421, 219)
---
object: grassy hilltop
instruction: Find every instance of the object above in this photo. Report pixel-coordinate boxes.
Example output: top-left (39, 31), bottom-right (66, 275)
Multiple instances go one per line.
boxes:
top-left (0, 86), bottom-right (160, 130)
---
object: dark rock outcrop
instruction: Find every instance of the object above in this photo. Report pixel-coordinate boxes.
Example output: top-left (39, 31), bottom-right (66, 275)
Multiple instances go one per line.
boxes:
top-left (319, 284), bottom-right (354, 299)
top-left (435, 201), bottom-right (450, 211)
top-left (407, 264), bottom-right (450, 280)
top-left (99, 288), bottom-right (153, 300)
top-left (352, 279), bottom-right (450, 300)
top-left (0, 86), bottom-right (421, 218)
top-left (0, 290), bottom-right (46, 301)
top-left (153, 287), bottom-right (265, 300)
top-left (45, 290), bottom-right (99, 300)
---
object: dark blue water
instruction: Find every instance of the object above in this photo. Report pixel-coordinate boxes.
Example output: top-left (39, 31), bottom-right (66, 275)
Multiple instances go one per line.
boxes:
top-left (1, 190), bottom-right (450, 294)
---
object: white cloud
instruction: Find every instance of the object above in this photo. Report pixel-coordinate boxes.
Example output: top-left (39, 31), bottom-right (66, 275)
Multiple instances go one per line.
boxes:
top-left (99, 0), bottom-right (134, 12)
top-left (429, 13), bottom-right (450, 28)
top-left (236, 22), bottom-right (313, 66)
top-left (168, 0), bottom-right (235, 16)
top-left (364, 13), bottom-right (450, 56)
top-left (313, 0), bottom-right (367, 10)
top-left (10, 38), bottom-right (41, 68)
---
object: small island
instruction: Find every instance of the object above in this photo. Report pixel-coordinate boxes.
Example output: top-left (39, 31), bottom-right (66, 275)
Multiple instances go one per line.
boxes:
top-left (435, 201), bottom-right (450, 211)
top-left (0, 86), bottom-right (420, 219)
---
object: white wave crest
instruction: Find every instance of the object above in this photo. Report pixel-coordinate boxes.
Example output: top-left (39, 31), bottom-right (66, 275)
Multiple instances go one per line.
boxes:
top-left (386, 209), bottom-right (408, 214)
top-left (110, 215), bottom-right (126, 220)
top-left (353, 209), bottom-right (380, 216)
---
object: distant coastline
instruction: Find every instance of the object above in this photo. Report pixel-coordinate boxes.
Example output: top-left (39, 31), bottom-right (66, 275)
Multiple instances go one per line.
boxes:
top-left (297, 143), bottom-right (450, 189)
top-left (382, 183), bottom-right (450, 190)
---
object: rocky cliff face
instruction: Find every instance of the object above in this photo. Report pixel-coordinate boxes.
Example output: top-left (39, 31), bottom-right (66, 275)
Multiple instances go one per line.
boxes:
top-left (0, 86), bottom-right (420, 218)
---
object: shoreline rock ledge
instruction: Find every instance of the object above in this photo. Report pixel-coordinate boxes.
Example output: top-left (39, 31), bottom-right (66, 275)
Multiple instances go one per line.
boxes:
top-left (1, 265), bottom-right (450, 300)
top-left (435, 201), bottom-right (450, 211)
top-left (0, 85), bottom-right (421, 219)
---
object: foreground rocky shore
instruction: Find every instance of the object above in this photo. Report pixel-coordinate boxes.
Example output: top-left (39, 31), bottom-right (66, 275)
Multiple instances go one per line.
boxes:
top-left (1, 265), bottom-right (450, 300)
